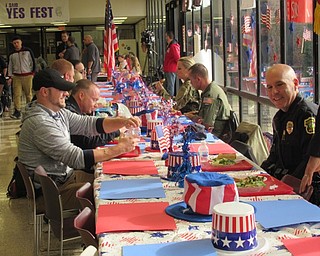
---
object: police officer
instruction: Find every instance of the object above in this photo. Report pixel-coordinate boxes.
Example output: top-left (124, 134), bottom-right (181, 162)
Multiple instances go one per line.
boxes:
top-left (261, 64), bottom-right (318, 184)
top-left (186, 63), bottom-right (231, 140)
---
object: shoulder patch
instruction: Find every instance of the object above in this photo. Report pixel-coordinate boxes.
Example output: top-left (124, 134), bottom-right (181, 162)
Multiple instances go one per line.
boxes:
top-left (304, 117), bottom-right (315, 135)
top-left (203, 97), bottom-right (213, 104)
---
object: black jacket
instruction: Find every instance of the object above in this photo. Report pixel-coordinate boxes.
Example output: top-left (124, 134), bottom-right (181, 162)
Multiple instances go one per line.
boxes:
top-left (66, 96), bottom-right (120, 149)
top-left (261, 94), bottom-right (318, 180)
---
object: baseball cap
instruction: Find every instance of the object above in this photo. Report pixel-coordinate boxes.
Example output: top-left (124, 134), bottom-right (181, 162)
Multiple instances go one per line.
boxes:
top-left (33, 68), bottom-right (75, 91)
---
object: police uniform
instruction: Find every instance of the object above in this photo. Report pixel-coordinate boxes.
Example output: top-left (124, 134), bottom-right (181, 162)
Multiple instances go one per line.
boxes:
top-left (261, 94), bottom-right (318, 181)
top-left (173, 80), bottom-right (200, 113)
top-left (198, 82), bottom-right (231, 137)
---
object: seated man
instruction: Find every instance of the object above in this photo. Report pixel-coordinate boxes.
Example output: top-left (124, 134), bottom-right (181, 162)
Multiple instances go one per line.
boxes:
top-left (66, 79), bottom-right (120, 149)
top-left (185, 63), bottom-right (232, 140)
top-left (18, 68), bottom-right (140, 210)
top-left (261, 64), bottom-right (318, 200)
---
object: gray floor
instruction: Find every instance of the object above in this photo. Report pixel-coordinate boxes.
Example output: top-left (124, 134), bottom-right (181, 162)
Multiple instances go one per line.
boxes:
top-left (0, 110), bottom-right (83, 255)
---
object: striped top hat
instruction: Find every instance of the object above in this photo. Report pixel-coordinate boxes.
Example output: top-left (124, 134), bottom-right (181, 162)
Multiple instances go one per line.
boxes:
top-left (212, 202), bottom-right (258, 252)
top-left (165, 172), bottom-right (239, 222)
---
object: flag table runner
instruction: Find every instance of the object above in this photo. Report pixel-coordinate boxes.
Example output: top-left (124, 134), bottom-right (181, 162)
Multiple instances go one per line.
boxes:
top-left (102, 160), bottom-right (158, 175)
top-left (96, 202), bottom-right (177, 234)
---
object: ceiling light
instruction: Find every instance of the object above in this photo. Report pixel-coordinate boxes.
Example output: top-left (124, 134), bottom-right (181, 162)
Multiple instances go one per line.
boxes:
top-left (0, 25), bottom-right (12, 28)
top-left (51, 22), bottom-right (67, 26)
top-left (113, 20), bottom-right (125, 24)
top-left (114, 17), bottom-right (127, 20)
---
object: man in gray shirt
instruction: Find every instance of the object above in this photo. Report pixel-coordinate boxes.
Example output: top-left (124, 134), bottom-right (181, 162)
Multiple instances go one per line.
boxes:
top-left (82, 35), bottom-right (101, 82)
top-left (18, 68), bottom-right (140, 209)
top-left (64, 36), bottom-right (80, 62)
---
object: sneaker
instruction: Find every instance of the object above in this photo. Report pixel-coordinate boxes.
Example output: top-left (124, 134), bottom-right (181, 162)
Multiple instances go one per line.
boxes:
top-left (10, 109), bottom-right (21, 119)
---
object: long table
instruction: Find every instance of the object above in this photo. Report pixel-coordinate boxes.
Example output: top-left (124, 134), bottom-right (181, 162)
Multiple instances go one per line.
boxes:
top-left (93, 138), bottom-right (320, 256)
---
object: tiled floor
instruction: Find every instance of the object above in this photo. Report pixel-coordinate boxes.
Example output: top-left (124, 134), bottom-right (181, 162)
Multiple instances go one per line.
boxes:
top-left (0, 110), bottom-right (83, 255)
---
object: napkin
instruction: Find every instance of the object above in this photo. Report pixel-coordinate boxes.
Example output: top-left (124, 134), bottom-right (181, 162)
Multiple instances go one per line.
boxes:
top-left (99, 178), bottom-right (165, 199)
top-left (247, 199), bottom-right (320, 229)
top-left (102, 160), bottom-right (158, 175)
top-left (122, 239), bottom-right (216, 256)
top-left (96, 202), bottom-right (177, 234)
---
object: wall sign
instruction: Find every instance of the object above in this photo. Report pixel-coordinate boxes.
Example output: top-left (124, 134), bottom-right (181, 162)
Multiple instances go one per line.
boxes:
top-left (0, 0), bottom-right (69, 24)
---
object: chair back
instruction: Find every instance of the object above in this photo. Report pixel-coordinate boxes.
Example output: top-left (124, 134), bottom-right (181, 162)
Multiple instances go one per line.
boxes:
top-left (281, 174), bottom-right (314, 201)
top-left (74, 207), bottom-right (98, 248)
top-left (34, 165), bottom-right (63, 237)
top-left (230, 140), bottom-right (258, 164)
top-left (76, 182), bottom-right (95, 212)
top-left (233, 121), bottom-right (269, 165)
top-left (16, 161), bottom-right (35, 201)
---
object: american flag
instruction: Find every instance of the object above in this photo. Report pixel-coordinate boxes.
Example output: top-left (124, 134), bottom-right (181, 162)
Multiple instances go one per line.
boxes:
top-left (261, 4), bottom-right (271, 30)
top-left (303, 28), bottom-right (312, 41)
top-left (155, 125), bottom-right (170, 153)
top-left (241, 15), bottom-right (252, 34)
top-left (274, 8), bottom-right (280, 24)
top-left (104, 0), bottom-right (119, 78)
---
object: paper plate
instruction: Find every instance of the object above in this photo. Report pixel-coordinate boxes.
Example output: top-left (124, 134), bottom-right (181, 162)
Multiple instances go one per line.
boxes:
top-left (214, 236), bottom-right (269, 256)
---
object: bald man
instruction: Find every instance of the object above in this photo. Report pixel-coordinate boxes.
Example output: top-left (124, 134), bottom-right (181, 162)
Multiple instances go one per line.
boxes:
top-left (261, 64), bottom-right (318, 200)
top-left (82, 35), bottom-right (101, 82)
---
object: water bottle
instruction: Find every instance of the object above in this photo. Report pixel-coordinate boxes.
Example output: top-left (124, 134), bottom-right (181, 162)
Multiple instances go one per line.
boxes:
top-left (198, 140), bottom-right (209, 164)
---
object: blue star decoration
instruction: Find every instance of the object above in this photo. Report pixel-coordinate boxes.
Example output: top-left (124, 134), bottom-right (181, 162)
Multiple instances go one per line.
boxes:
top-left (171, 127), bottom-right (199, 187)
top-left (188, 225), bottom-right (199, 231)
top-left (211, 231), bottom-right (257, 250)
top-left (150, 232), bottom-right (168, 238)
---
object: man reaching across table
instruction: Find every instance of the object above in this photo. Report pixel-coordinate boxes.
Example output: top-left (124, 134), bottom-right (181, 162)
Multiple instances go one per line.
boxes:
top-left (18, 68), bottom-right (140, 209)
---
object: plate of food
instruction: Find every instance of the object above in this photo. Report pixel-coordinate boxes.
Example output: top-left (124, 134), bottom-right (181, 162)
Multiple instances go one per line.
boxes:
top-left (201, 153), bottom-right (254, 172)
top-left (233, 174), bottom-right (294, 197)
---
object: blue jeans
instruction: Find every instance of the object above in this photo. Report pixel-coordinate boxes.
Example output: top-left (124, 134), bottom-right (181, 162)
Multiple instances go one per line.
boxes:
top-left (164, 72), bottom-right (176, 96)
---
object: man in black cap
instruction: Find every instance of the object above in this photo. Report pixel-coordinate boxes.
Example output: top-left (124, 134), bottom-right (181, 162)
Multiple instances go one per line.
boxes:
top-left (18, 68), bottom-right (140, 210)
top-left (7, 35), bottom-right (36, 119)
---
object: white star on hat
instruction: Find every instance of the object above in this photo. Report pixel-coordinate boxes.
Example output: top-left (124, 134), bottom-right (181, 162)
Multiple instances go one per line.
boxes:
top-left (212, 233), bottom-right (219, 244)
top-left (247, 235), bottom-right (255, 246)
top-left (221, 236), bottom-right (231, 248)
top-left (235, 236), bottom-right (245, 248)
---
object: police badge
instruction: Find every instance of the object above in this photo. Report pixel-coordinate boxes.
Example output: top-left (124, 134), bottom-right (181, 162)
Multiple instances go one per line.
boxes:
top-left (286, 121), bottom-right (294, 134)
top-left (304, 117), bottom-right (316, 135)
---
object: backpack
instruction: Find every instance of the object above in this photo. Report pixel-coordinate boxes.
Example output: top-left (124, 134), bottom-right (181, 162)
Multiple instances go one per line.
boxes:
top-left (221, 110), bottom-right (240, 143)
top-left (6, 158), bottom-right (26, 199)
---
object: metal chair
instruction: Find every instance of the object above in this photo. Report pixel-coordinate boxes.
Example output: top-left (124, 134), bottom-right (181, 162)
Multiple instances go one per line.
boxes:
top-left (76, 182), bottom-right (95, 213)
top-left (16, 161), bottom-right (44, 255)
top-left (34, 165), bottom-right (81, 256)
top-left (281, 174), bottom-right (314, 201)
top-left (74, 207), bottom-right (98, 249)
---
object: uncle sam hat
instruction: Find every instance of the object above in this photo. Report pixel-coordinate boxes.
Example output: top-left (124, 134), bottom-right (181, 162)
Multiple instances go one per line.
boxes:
top-left (165, 172), bottom-right (239, 222)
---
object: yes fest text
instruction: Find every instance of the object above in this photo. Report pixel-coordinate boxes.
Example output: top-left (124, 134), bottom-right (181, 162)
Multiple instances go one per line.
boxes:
top-left (6, 3), bottom-right (54, 19)
top-left (1, 1), bottom-right (69, 24)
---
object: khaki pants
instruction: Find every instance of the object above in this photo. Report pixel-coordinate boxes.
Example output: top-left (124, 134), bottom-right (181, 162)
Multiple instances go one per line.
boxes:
top-left (12, 75), bottom-right (33, 111)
